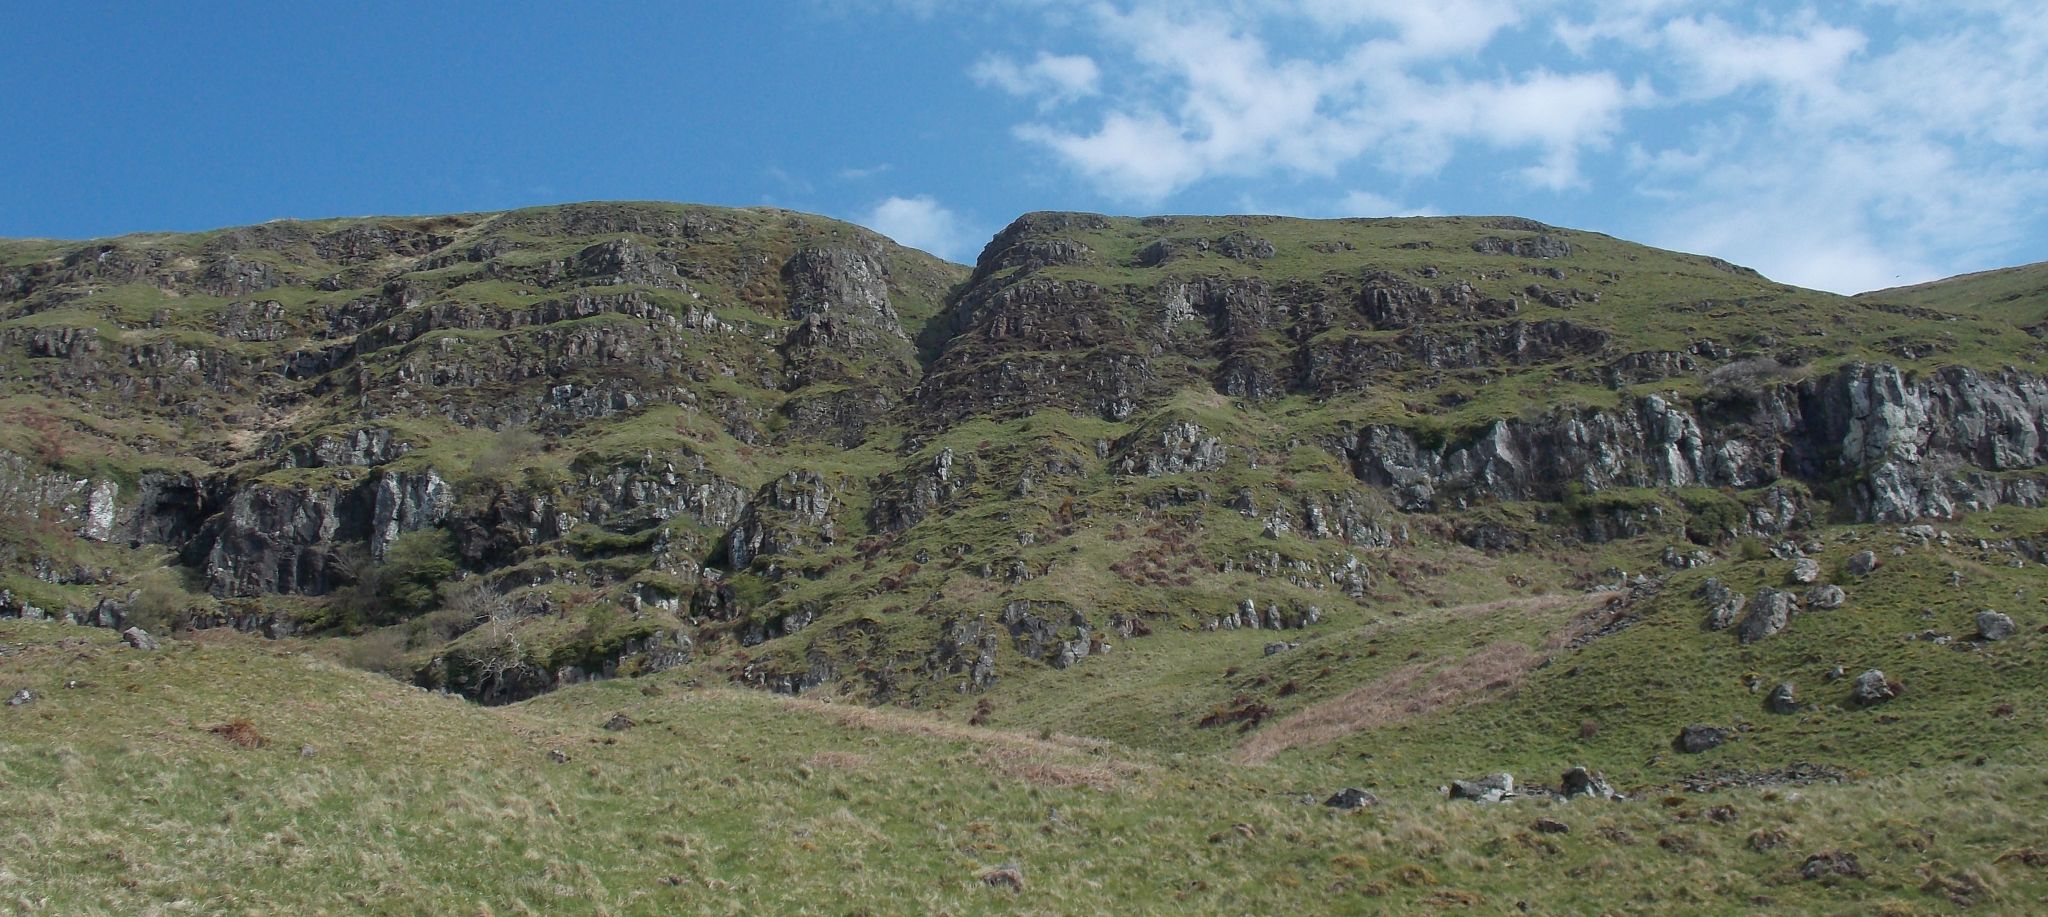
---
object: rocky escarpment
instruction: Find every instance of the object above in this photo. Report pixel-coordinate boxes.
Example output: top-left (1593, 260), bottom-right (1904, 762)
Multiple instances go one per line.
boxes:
top-left (5, 204), bottom-right (2046, 706)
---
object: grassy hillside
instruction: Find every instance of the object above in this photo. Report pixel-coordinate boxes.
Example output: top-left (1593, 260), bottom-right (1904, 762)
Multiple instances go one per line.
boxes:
top-left (7, 619), bottom-right (2048, 914)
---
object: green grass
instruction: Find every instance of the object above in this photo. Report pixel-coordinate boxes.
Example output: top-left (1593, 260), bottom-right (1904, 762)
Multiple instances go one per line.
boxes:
top-left (7, 620), bottom-right (2048, 913)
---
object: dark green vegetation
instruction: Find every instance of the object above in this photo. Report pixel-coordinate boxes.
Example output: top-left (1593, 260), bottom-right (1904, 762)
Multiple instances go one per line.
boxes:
top-left (4, 202), bottom-right (2048, 910)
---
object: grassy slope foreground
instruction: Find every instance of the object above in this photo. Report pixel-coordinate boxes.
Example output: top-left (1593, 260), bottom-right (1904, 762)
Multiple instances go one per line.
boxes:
top-left (6, 621), bottom-right (2048, 915)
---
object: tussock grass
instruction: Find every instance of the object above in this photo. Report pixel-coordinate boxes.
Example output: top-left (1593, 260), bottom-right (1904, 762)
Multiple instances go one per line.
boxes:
top-left (8, 614), bottom-right (2048, 913)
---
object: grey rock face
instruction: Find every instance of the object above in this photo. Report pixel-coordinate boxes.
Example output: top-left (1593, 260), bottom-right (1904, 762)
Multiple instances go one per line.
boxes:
top-left (727, 471), bottom-right (838, 569)
top-left (1471, 234), bottom-right (1573, 258)
top-left (370, 469), bottom-right (453, 560)
top-left (1343, 363), bottom-right (2048, 524)
top-left (782, 246), bottom-right (911, 352)
top-left (1449, 773), bottom-right (1515, 802)
top-left (0, 450), bottom-right (122, 543)
top-left (1851, 669), bottom-right (1897, 706)
top-left (203, 482), bottom-right (352, 596)
top-left (999, 600), bottom-right (1094, 669)
top-left (1976, 610), bottom-right (2017, 641)
top-left (931, 616), bottom-right (1000, 692)
top-left (1114, 421), bottom-right (1227, 477)
top-left (1676, 724), bottom-right (1732, 753)
top-left (1737, 588), bottom-right (1798, 643)
top-left (285, 428), bottom-right (411, 468)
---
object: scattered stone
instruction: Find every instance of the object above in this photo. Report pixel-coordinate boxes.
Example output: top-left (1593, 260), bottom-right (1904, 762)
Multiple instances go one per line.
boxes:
top-left (6, 688), bottom-right (34, 707)
top-left (1851, 669), bottom-right (1898, 706)
top-left (1449, 773), bottom-right (1515, 802)
top-left (548, 748), bottom-right (571, 764)
top-left (120, 627), bottom-right (159, 651)
top-left (1766, 683), bottom-right (1800, 714)
top-left (1531, 818), bottom-right (1571, 834)
top-left (1324, 787), bottom-right (1381, 810)
top-left (979, 864), bottom-right (1025, 891)
top-left (298, 745), bottom-right (317, 758)
top-left (1263, 641), bottom-right (1299, 656)
top-left (1976, 610), bottom-right (2016, 642)
top-left (1681, 763), bottom-right (1848, 793)
top-left (1825, 665), bottom-right (1846, 682)
top-left (1559, 766), bottom-right (1617, 801)
top-left (1800, 851), bottom-right (1867, 880)
top-left (1790, 558), bottom-right (1821, 584)
top-left (1948, 570), bottom-right (1966, 588)
top-left (1911, 629), bottom-right (1952, 645)
top-left (603, 713), bottom-right (637, 731)
top-left (1676, 724), bottom-right (1732, 754)
top-left (1846, 550), bottom-right (1879, 576)
top-left (1737, 589), bottom-right (1797, 643)
top-left (1805, 585), bottom-right (1846, 610)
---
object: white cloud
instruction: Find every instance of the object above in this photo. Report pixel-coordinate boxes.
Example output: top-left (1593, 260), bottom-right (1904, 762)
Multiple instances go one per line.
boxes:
top-left (1334, 190), bottom-right (1436, 217)
top-left (1007, 5), bottom-right (1644, 202)
top-left (860, 195), bottom-right (975, 262)
top-left (946, 0), bottom-right (2048, 291)
top-left (970, 52), bottom-right (1101, 106)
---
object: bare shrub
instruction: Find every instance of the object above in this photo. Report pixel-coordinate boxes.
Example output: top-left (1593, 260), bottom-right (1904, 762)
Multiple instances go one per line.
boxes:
top-left (209, 718), bottom-right (268, 748)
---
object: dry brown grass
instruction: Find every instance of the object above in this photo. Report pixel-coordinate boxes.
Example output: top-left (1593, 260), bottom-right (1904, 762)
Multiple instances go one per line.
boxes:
top-left (976, 747), bottom-right (1135, 791)
top-left (804, 750), bottom-right (870, 771)
top-left (1234, 594), bottom-right (1600, 764)
top-left (208, 717), bottom-right (268, 748)
top-left (757, 690), bottom-right (1118, 756)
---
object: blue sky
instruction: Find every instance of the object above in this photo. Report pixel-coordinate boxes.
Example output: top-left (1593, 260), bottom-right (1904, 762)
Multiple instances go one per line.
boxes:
top-left (2, 1), bottom-right (2043, 293)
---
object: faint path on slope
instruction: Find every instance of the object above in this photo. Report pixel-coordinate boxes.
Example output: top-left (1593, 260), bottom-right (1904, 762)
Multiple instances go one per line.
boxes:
top-left (1233, 593), bottom-right (1616, 765)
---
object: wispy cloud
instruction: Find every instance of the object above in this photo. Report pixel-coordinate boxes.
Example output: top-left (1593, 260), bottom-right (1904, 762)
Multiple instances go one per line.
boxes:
top-left (971, 52), bottom-right (1101, 107)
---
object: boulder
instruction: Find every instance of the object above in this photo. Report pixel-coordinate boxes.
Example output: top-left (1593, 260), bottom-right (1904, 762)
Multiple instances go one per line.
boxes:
top-left (1805, 585), bottom-right (1846, 610)
top-left (1851, 669), bottom-right (1898, 706)
top-left (1845, 550), bottom-right (1880, 576)
top-left (1676, 724), bottom-right (1732, 753)
top-left (1766, 682), bottom-right (1800, 714)
top-left (1559, 766), bottom-right (1616, 800)
top-left (1737, 589), bottom-right (1797, 643)
top-left (602, 713), bottom-right (636, 731)
top-left (1449, 773), bottom-right (1515, 802)
top-left (1263, 641), bottom-right (1298, 656)
top-left (1790, 558), bottom-right (1821, 584)
top-left (1976, 610), bottom-right (2016, 642)
top-left (120, 627), bottom-right (160, 651)
top-left (6, 688), bottom-right (33, 707)
top-left (1800, 851), bottom-right (1866, 880)
top-left (1697, 578), bottom-right (1747, 631)
top-left (1324, 787), bottom-right (1381, 810)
